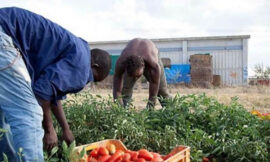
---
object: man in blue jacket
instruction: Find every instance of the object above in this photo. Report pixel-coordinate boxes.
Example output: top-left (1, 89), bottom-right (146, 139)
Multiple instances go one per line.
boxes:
top-left (0, 7), bottom-right (111, 161)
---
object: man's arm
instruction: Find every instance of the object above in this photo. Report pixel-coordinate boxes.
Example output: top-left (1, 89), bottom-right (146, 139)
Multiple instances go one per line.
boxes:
top-left (37, 98), bottom-right (58, 151)
top-left (147, 63), bottom-right (161, 108)
top-left (51, 100), bottom-right (74, 145)
top-left (113, 59), bottom-right (125, 104)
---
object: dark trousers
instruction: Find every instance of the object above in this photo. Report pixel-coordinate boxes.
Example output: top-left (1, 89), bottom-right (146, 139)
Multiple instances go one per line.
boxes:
top-left (122, 56), bottom-right (170, 107)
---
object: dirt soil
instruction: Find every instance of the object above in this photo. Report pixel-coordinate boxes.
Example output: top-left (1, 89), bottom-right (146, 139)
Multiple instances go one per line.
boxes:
top-left (68, 85), bottom-right (270, 113)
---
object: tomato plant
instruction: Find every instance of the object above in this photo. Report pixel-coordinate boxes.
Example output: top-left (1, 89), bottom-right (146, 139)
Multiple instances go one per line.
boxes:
top-left (41, 93), bottom-right (270, 161)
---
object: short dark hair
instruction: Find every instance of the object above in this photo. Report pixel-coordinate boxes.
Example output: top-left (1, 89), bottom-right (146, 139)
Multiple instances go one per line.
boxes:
top-left (91, 48), bottom-right (111, 80)
top-left (125, 55), bottom-right (144, 75)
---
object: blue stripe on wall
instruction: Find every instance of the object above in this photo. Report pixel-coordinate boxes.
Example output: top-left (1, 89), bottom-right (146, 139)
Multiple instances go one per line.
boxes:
top-left (107, 47), bottom-right (182, 54)
top-left (188, 45), bottom-right (242, 51)
top-left (106, 45), bottom-right (242, 54)
top-left (159, 47), bottom-right (182, 52)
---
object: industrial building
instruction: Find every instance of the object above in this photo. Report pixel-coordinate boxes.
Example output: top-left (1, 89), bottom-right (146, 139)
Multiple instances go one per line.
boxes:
top-left (89, 35), bottom-right (250, 86)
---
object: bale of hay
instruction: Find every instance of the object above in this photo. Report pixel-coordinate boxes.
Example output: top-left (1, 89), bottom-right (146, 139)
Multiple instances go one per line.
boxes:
top-left (192, 81), bottom-right (213, 89)
top-left (190, 54), bottom-right (212, 67)
top-left (190, 67), bottom-right (213, 82)
top-left (213, 75), bottom-right (221, 87)
top-left (190, 54), bottom-right (213, 88)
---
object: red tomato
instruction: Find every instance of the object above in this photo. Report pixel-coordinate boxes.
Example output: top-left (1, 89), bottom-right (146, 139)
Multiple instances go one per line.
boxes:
top-left (115, 158), bottom-right (125, 162)
top-left (107, 150), bottom-right (125, 162)
top-left (88, 157), bottom-right (98, 162)
top-left (122, 153), bottom-right (131, 162)
top-left (89, 148), bottom-right (99, 158)
top-left (138, 149), bottom-right (154, 161)
top-left (98, 147), bottom-right (109, 156)
top-left (115, 154), bottom-right (124, 162)
top-left (136, 158), bottom-right (146, 162)
top-left (98, 155), bottom-right (111, 162)
top-left (130, 151), bottom-right (139, 161)
top-left (151, 156), bottom-right (164, 162)
top-left (150, 152), bottom-right (163, 161)
top-left (151, 152), bottom-right (162, 158)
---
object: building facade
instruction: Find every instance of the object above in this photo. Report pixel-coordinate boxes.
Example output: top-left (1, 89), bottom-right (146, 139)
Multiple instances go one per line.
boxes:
top-left (89, 35), bottom-right (250, 86)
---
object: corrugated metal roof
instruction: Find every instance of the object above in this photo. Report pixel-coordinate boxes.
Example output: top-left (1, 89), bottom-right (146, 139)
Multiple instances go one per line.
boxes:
top-left (89, 35), bottom-right (250, 45)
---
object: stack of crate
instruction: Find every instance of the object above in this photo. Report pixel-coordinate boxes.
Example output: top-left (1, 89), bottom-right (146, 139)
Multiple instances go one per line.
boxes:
top-left (190, 54), bottom-right (213, 88)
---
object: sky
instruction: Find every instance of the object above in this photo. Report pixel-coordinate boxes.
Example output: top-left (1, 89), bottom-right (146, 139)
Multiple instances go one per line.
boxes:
top-left (1, 0), bottom-right (270, 76)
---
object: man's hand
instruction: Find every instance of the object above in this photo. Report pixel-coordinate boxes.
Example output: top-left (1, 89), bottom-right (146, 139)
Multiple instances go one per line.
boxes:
top-left (147, 64), bottom-right (160, 109)
top-left (51, 100), bottom-right (75, 145)
top-left (62, 128), bottom-right (74, 145)
top-left (113, 58), bottom-right (125, 103)
top-left (43, 127), bottom-right (58, 151)
top-left (36, 97), bottom-right (57, 151)
top-left (146, 96), bottom-right (157, 109)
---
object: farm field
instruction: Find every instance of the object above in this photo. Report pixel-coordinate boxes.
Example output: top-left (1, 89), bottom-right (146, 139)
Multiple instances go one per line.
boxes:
top-left (84, 85), bottom-right (270, 113)
top-left (57, 88), bottom-right (270, 162)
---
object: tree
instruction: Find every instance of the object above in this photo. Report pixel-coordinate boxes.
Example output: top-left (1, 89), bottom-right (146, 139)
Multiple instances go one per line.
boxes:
top-left (254, 63), bottom-right (270, 79)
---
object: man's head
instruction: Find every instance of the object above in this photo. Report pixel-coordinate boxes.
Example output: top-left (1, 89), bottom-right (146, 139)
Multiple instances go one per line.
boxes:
top-left (125, 55), bottom-right (145, 79)
top-left (91, 48), bottom-right (111, 82)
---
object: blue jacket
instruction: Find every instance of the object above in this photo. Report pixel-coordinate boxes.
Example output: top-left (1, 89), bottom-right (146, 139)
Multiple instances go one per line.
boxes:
top-left (0, 7), bottom-right (93, 101)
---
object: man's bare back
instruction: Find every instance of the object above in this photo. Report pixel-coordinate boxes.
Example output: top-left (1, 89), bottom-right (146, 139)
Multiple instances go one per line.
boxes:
top-left (113, 38), bottom-right (170, 108)
top-left (118, 38), bottom-right (159, 68)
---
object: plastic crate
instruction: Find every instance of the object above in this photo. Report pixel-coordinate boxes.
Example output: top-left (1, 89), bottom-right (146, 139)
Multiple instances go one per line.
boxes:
top-left (73, 139), bottom-right (190, 162)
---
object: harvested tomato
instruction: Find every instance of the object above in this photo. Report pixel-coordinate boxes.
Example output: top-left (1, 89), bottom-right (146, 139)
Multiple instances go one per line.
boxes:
top-left (89, 148), bottom-right (99, 158)
top-left (151, 156), bottom-right (164, 162)
top-left (122, 153), bottom-right (131, 162)
top-left (151, 152), bottom-right (161, 158)
top-left (107, 150), bottom-right (125, 162)
top-left (87, 157), bottom-right (97, 162)
top-left (138, 149), bottom-right (154, 161)
top-left (98, 147), bottom-right (109, 156)
top-left (150, 152), bottom-right (163, 161)
top-left (107, 144), bottom-right (116, 155)
top-left (136, 158), bottom-right (146, 162)
top-left (130, 151), bottom-right (139, 161)
top-left (98, 154), bottom-right (111, 162)
top-left (89, 146), bottom-right (173, 162)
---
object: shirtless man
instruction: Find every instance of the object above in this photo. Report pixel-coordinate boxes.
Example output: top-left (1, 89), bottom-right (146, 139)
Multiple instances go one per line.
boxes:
top-left (113, 38), bottom-right (170, 108)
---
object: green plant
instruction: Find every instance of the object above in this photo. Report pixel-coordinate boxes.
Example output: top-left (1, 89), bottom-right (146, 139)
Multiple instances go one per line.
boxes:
top-left (3, 93), bottom-right (269, 161)
top-left (57, 93), bottom-right (270, 161)
top-left (43, 141), bottom-right (85, 162)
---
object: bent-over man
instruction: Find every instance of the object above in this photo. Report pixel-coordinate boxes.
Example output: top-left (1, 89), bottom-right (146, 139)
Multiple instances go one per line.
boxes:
top-left (113, 38), bottom-right (170, 108)
top-left (0, 7), bottom-right (111, 161)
